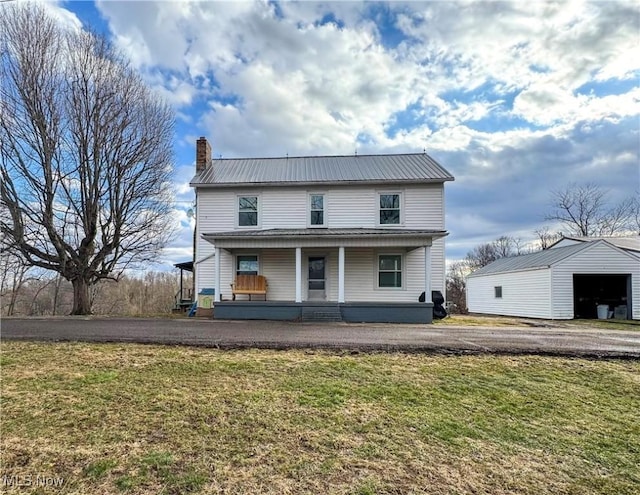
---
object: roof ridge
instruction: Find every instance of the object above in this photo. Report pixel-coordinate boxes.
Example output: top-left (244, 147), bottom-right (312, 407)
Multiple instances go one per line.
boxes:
top-left (211, 152), bottom-right (431, 161)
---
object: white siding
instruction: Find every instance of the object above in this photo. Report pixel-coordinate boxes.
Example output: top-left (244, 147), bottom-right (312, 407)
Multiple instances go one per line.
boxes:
top-left (197, 183), bottom-right (444, 233)
top-left (194, 241), bottom-right (215, 294)
top-left (213, 249), bottom-right (297, 301)
top-left (196, 246), bottom-right (440, 303)
top-left (218, 249), bottom-right (234, 299)
top-left (197, 189), bottom-right (236, 233)
top-left (327, 188), bottom-right (375, 228)
top-left (404, 184), bottom-right (444, 229)
top-left (431, 237), bottom-right (445, 295)
top-left (261, 249), bottom-right (296, 301)
top-left (262, 191), bottom-right (307, 229)
top-left (467, 269), bottom-right (552, 319)
top-left (551, 242), bottom-right (640, 319)
top-left (195, 182), bottom-right (447, 299)
top-left (194, 210), bottom-right (216, 294)
top-left (343, 248), bottom-right (432, 303)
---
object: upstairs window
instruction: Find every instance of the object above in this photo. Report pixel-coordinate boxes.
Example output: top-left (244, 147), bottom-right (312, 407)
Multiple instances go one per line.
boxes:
top-left (238, 196), bottom-right (258, 227)
top-left (237, 255), bottom-right (258, 276)
top-left (379, 193), bottom-right (401, 225)
top-left (309, 194), bottom-right (325, 227)
top-left (378, 254), bottom-right (402, 288)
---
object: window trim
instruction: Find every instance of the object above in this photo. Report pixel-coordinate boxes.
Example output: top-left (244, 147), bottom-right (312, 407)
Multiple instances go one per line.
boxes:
top-left (308, 192), bottom-right (327, 228)
top-left (376, 191), bottom-right (404, 227)
top-left (375, 252), bottom-right (404, 290)
top-left (494, 286), bottom-right (503, 298)
top-left (235, 254), bottom-right (260, 277)
top-left (236, 194), bottom-right (260, 229)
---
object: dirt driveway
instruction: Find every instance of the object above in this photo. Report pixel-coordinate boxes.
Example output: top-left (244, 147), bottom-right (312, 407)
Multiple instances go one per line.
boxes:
top-left (2, 316), bottom-right (639, 358)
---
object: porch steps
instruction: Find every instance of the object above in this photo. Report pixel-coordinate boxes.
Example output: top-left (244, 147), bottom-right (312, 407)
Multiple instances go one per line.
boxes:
top-left (301, 305), bottom-right (343, 322)
top-left (187, 301), bottom-right (197, 318)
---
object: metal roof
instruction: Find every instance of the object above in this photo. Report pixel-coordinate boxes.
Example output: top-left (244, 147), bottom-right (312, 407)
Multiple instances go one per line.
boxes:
top-left (191, 153), bottom-right (454, 187)
top-left (550, 235), bottom-right (640, 253)
top-left (203, 228), bottom-right (448, 240)
top-left (174, 261), bottom-right (193, 272)
top-left (468, 242), bottom-right (593, 277)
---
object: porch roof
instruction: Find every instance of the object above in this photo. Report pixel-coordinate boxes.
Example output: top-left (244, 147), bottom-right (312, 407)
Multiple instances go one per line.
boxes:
top-left (202, 228), bottom-right (447, 249)
top-left (174, 260), bottom-right (193, 272)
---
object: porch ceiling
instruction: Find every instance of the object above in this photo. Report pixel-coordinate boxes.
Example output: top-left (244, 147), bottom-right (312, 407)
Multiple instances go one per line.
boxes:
top-left (202, 228), bottom-right (447, 249)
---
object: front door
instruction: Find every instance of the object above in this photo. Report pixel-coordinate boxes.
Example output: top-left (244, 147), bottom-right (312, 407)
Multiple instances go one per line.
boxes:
top-left (308, 256), bottom-right (326, 300)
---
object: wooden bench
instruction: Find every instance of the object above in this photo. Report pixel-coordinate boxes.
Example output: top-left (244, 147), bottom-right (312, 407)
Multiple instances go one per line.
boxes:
top-left (231, 275), bottom-right (268, 301)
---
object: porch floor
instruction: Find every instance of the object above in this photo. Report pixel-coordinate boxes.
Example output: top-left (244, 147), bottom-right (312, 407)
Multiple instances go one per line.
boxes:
top-left (212, 300), bottom-right (433, 324)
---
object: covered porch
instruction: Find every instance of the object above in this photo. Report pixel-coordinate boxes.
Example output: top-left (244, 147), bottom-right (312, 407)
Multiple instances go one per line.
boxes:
top-left (202, 228), bottom-right (446, 323)
top-left (172, 261), bottom-right (194, 314)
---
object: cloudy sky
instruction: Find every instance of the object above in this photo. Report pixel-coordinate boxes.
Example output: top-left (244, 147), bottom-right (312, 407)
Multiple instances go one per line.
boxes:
top-left (43, 0), bottom-right (640, 268)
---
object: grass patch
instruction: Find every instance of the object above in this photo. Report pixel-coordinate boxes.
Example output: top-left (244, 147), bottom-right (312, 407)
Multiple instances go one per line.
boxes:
top-left (568, 319), bottom-right (640, 331)
top-left (84, 458), bottom-right (118, 479)
top-left (1, 342), bottom-right (639, 494)
top-left (434, 314), bottom-right (531, 326)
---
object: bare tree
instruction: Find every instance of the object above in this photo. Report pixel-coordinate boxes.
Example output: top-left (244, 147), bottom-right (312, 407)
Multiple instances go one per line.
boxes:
top-left (464, 243), bottom-right (500, 271)
top-left (545, 183), bottom-right (637, 237)
top-left (0, 4), bottom-right (176, 314)
top-left (0, 248), bottom-right (30, 316)
top-left (534, 226), bottom-right (562, 250)
top-left (464, 236), bottom-right (524, 271)
top-left (631, 195), bottom-right (640, 235)
top-left (446, 261), bottom-right (469, 313)
top-left (493, 235), bottom-right (529, 257)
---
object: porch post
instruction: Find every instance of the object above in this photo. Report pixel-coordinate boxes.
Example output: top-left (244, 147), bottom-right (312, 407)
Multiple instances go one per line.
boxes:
top-left (338, 246), bottom-right (345, 303)
top-left (214, 246), bottom-right (221, 302)
top-left (424, 245), bottom-right (432, 303)
top-left (295, 247), bottom-right (302, 303)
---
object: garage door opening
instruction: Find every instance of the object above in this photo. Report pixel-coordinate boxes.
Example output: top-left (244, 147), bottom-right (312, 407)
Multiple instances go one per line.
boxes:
top-left (573, 274), bottom-right (631, 319)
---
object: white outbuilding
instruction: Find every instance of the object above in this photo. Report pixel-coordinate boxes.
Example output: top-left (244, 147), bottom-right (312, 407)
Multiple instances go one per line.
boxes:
top-left (466, 240), bottom-right (639, 320)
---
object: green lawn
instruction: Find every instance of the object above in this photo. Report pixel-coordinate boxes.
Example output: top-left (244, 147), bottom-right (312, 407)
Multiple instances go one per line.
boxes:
top-left (566, 319), bottom-right (640, 332)
top-left (1, 342), bottom-right (639, 494)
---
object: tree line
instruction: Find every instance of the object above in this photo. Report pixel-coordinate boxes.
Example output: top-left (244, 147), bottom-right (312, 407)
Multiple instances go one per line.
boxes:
top-left (1, 260), bottom-right (190, 317)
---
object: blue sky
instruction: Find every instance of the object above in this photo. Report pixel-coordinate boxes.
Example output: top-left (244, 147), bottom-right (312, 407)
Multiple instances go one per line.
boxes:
top-left (45, 0), bottom-right (639, 268)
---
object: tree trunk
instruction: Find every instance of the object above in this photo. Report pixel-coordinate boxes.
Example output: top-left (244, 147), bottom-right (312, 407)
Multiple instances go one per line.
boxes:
top-left (7, 272), bottom-right (23, 316)
top-left (52, 274), bottom-right (62, 316)
top-left (71, 278), bottom-right (92, 315)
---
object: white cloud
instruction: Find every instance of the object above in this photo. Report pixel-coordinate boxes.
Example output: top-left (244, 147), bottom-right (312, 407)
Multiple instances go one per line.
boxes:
top-left (93, 1), bottom-right (640, 153)
top-left (36, 0), bottom-right (83, 31)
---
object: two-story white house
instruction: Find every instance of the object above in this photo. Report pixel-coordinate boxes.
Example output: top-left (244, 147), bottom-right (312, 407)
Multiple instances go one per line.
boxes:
top-left (190, 137), bottom-right (454, 323)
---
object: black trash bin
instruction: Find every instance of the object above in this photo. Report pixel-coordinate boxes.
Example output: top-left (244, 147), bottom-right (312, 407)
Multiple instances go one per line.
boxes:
top-left (419, 290), bottom-right (447, 319)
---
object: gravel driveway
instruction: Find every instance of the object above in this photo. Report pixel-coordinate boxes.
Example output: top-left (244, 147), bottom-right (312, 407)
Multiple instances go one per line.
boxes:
top-left (2, 317), bottom-right (639, 358)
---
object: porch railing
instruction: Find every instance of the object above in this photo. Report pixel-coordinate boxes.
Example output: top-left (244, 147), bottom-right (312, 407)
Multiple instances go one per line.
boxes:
top-left (174, 288), bottom-right (194, 310)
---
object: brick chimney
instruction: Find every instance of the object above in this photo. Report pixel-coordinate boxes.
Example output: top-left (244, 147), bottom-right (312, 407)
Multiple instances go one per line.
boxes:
top-left (196, 136), bottom-right (211, 173)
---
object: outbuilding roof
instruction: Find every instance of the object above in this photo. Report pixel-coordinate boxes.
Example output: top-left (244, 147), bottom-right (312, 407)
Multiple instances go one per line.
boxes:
top-left (468, 242), bottom-right (593, 277)
top-left (191, 153), bottom-right (454, 187)
top-left (549, 235), bottom-right (640, 253)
